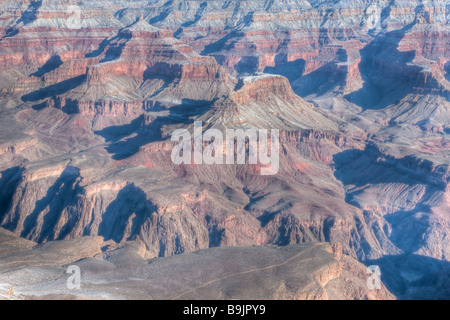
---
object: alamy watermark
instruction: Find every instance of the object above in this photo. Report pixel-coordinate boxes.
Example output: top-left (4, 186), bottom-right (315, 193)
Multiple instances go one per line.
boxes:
top-left (171, 121), bottom-right (280, 176)
top-left (366, 265), bottom-right (381, 290)
top-left (365, 4), bottom-right (381, 30)
top-left (66, 265), bottom-right (81, 290)
top-left (64, 4), bottom-right (82, 29)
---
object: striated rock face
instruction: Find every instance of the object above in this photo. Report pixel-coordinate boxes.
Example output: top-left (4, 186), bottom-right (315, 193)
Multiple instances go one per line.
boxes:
top-left (0, 0), bottom-right (449, 300)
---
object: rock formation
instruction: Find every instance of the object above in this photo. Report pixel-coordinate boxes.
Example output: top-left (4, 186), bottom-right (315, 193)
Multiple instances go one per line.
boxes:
top-left (0, 228), bottom-right (394, 300)
top-left (0, 0), bottom-right (449, 299)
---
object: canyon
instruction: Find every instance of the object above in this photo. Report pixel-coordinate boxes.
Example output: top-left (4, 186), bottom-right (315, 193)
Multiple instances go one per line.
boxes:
top-left (0, 0), bottom-right (449, 299)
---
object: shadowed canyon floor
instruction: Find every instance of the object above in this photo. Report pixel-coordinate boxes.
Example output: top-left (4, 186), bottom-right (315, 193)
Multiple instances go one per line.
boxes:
top-left (0, 0), bottom-right (449, 299)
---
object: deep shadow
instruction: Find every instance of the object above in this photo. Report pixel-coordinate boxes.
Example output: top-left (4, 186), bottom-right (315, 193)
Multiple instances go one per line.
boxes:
top-left (201, 30), bottom-right (241, 55)
top-left (333, 145), bottom-right (444, 221)
top-left (0, 1), bottom-right (42, 41)
top-left (290, 48), bottom-right (346, 97)
top-left (257, 211), bottom-right (277, 228)
top-left (1, 28), bottom-right (18, 40)
top-left (236, 56), bottom-right (259, 75)
top-left (264, 0), bottom-right (275, 11)
top-left (31, 55), bottom-right (63, 78)
top-left (243, 186), bottom-right (296, 229)
top-left (143, 62), bottom-right (180, 81)
top-left (332, 144), bottom-right (442, 190)
top-left (0, 166), bottom-right (25, 227)
top-left (21, 166), bottom-right (82, 242)
top-left (149, 0), bottom-right (174, 24)
top-left (222, 1), bottom-right (232, 9)
top-left (242, 12), bottom-right (254, 27)
top-left (445, 61), bottom-right (450, 82)
top-left (182, 2), bottom-right (207, 28)
top-left (345, 5), bottom-right (430, 109)
top-left (264, 54), bottom-right (306, 83)
top-left (100, 33), bottom-right (132, 63)
top-left (95, 115), bottom-right (146, 143)
top-left (383, 204), bottom-right (435, 256)
top-left (234, 78), bottom-right (245, 91)
top-left (200, 12), bottom-right (253, 56)
top-left (365, 254), bottom-right (450, 299)
top-left (17, 0), bottom-right (42, 25)
top-left (31, 102), bottom-right (47, 111)
top-left (142, 62), bottom-right (182, 98)
top-left (208, 224), bottom-right (225, 248)
top-left (98, 184), bottom-right (155, 243)
top-left (379, 0), bottom-right (395, 28)
top-left (97, 116), bottom-right (164, 161)
top-left (85, 37), bottom-right (112, 58)
top-left (173, 1), bottom-right (207, 38)
top-left (51, 97), bottom-right (81, 114)
top-left (95, 98), bottom-right (214, 160)
top-left (84, 18), bottom-right (140, 60)
top-left (294, 61), bottom-right (347, 97)
top-left (333, 145), bottom-right (450, 299)
top-left (21, 75), bottom-right (86, 102)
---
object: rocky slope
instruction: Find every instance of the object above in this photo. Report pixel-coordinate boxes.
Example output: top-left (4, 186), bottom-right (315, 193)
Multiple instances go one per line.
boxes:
top-left (0, 228), bottom-right (394, 300)
top-left (0, 0), bottom-right (449, 299)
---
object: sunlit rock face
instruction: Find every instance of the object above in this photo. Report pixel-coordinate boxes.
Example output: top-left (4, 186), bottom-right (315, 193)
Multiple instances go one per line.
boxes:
top-left (0, 0), bottom-right (449, 299)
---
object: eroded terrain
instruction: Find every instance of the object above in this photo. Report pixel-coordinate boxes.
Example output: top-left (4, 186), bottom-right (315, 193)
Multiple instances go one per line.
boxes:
top-left (0, 0), bottom-right (449, 299)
